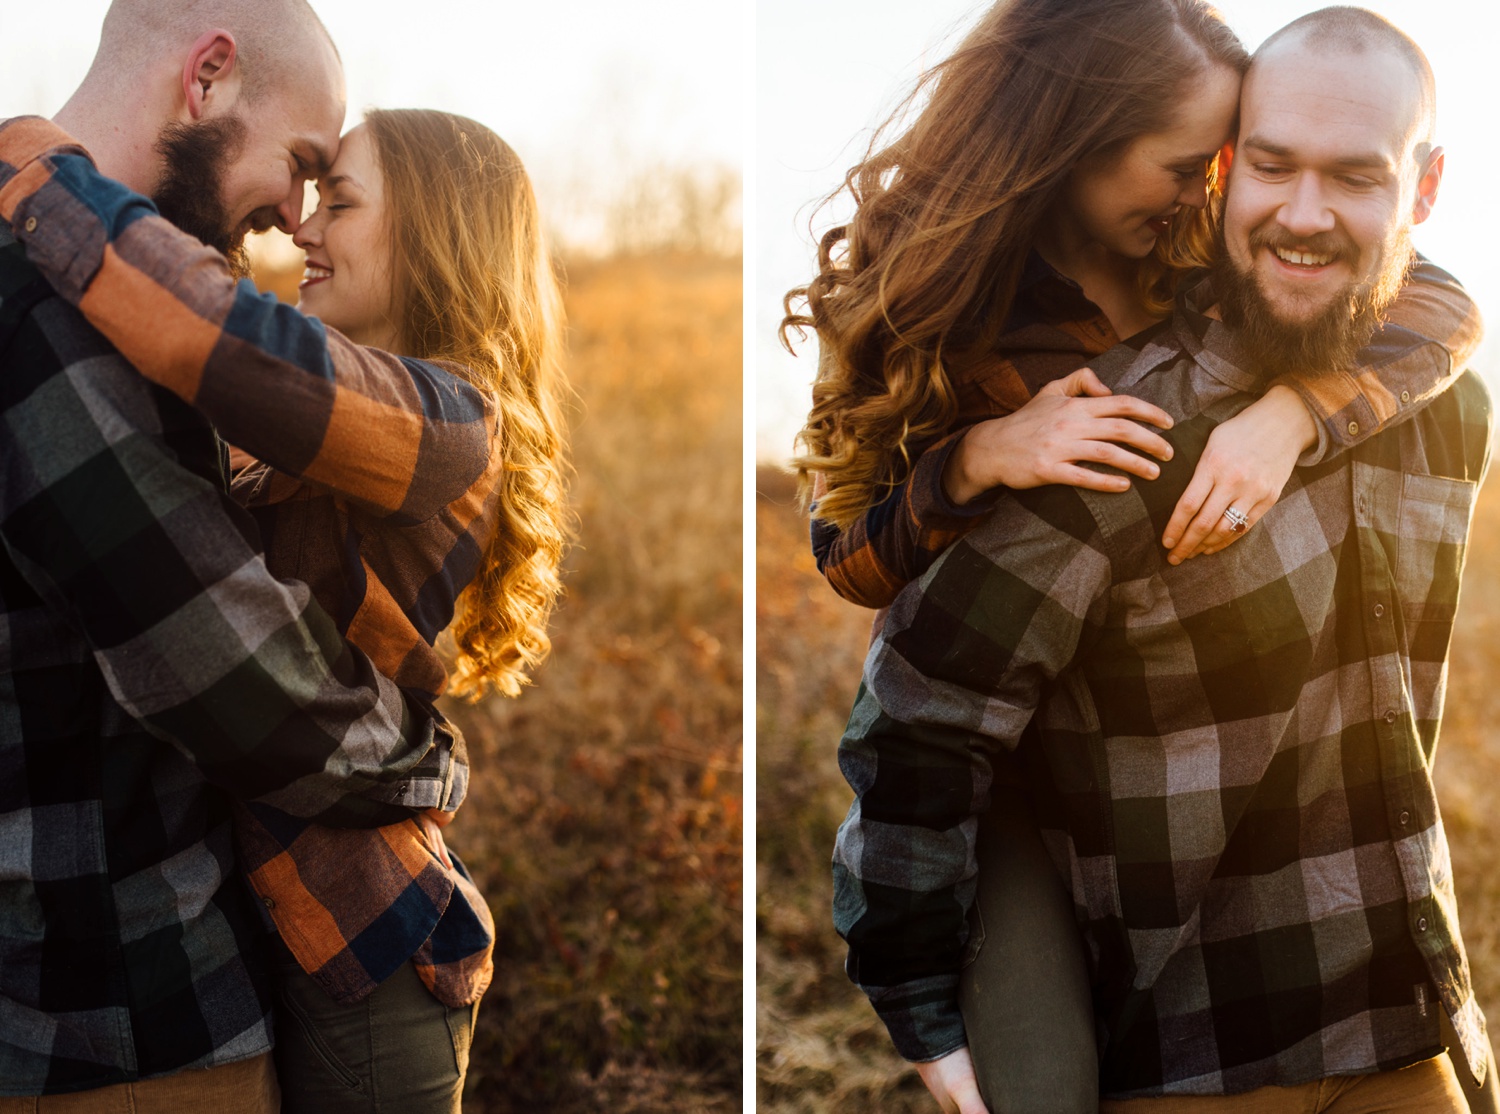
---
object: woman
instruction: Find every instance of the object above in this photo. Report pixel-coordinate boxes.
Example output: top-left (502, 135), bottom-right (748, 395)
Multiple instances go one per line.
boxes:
top-left (0, 109), bottom-right (567, 1112)
top-left (783, 1), bottom-right (1482, 1110)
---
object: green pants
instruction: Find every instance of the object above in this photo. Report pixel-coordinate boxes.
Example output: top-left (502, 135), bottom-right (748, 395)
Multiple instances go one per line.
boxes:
top-left (271, 942), bottom-right (479, 1114)
top-left (959, 783), bottom-right (1097, 1114)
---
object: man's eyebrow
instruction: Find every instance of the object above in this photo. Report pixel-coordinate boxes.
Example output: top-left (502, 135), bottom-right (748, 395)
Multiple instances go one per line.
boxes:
top-left (1240, 136), bottom-right (1294, 158)
top-left (1240, 135), bottom-right (1394, 171)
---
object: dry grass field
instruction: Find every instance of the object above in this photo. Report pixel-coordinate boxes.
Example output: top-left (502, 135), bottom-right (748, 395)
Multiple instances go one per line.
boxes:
top-left (448, 255), bottom-right (742, 1112)
top-left (256, 253), bottom-right (743, 1112)
top-left (756, 462), bottom-right (1500, 1113)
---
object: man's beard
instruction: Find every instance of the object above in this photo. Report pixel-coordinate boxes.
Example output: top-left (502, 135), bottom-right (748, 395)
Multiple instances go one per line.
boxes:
top-left (152, 116), bottom-right (253, 279)
top-left (1212, 222), bottom-right (1413, 381)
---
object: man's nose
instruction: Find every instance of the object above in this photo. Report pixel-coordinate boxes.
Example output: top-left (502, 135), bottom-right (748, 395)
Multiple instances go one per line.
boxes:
top-left (274, 182), bottom-right (306, 236)
top-left (1278, 173), bottom-right (1336, 237)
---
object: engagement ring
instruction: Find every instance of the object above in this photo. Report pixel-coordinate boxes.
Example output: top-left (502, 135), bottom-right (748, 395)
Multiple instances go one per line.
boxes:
top-left (1223, 506), bottom-right (1250, 534)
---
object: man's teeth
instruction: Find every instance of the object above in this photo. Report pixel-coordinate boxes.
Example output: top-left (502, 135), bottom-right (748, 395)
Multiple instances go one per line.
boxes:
top-left (303, 265), bottom-right (333, 281)
top-left (1274, 247), bottom-right (1334, 267)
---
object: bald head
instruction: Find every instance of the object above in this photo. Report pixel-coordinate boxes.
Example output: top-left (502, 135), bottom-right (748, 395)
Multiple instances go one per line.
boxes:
top-left (93, 0), bottom-right (341, 105)
top-left (1253, 7), bottom-right (1435, 159)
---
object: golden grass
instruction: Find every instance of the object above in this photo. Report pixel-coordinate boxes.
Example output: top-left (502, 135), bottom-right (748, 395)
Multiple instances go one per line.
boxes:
top-left (756, 463), bottom-right (1500, 1113)
top-left (257, 253), bottom-right (742, 1112)
top-left (446, 254), bottom-right (742, 1112)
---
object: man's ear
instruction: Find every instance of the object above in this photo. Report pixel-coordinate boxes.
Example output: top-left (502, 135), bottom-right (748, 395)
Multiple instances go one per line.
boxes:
top-left (1412, 146), bottom-right (1444, 225)
top-left (181, 30), bottom-right (239, 121)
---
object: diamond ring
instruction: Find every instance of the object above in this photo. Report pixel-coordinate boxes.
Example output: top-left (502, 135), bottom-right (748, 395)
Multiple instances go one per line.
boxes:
top-left (1223, 506), bottom-right (1250, 534)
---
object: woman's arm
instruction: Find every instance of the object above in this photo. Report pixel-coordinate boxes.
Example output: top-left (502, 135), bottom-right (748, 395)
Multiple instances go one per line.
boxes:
top-left (813, 366), bottom-right (1174, 609)
top-left (1161, 257), bottom-right (1483, 561)
top-left (811, 428), bottom-right (994, 610)
top-left (0, 116), bottom-right (493, 524)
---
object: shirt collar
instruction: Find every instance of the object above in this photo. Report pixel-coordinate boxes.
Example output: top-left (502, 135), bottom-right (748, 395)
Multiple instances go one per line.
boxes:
top-left (1168, 273), bottom-right (1267, 394)
top-left (1018, 250), bottom-right (1069, 292)
top-left (1009, 251), bottom-right (1101, 332)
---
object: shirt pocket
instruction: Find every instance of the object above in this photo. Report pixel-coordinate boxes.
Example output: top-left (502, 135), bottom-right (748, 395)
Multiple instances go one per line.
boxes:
top-left (1396, 471), bottom-right (1478, 628)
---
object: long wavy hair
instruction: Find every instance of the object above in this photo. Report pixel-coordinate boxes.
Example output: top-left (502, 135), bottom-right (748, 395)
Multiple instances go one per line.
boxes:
top-left (783, 0), bottom-right (1248, 527)
top-left (365, 108), bottom-right (569, 699)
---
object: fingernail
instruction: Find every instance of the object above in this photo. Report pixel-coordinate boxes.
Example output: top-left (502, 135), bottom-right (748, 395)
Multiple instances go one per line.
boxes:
top-left (1163, 537), bottom-right (1176, 547)
top-left (1161, 448), bottom-right (1173, 460)
top-left (1167, 554), bottom-right (1181, 565)
top-left (1148, 465), bottom-right (1160, 478)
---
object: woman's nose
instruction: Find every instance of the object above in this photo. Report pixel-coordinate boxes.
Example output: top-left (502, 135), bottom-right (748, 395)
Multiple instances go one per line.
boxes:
top-left (292, 209), bottom-right (324, 250)
top-left (1178, 173), bottom-right (1211, 211)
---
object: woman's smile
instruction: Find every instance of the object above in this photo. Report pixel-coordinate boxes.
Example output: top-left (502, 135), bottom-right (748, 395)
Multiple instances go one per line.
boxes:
top-left (300, 261), bottom-right (333, 288)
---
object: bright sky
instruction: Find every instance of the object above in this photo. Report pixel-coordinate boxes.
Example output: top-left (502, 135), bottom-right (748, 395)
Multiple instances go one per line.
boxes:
top-left (2, 0), bottom-right (742, 255)
top-left (757, 0), bottom-right (1500, 459)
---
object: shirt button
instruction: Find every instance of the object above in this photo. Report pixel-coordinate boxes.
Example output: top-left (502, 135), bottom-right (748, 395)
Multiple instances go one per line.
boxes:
top-left (1384, 709), bottom-right (1398, 724)
top-left (1347, 420), bottom-right (1360, 436)
top-left (262, 896), bottom-right (276, 910)
top-left (1417, 917), bottom-right (1428, 932)
top-left (1401, 390), bottom-right (1411, 404)
top-left (1373, 603), bottom-right (1385, 618)
top-left (23, 216), bottom-right (37, 233)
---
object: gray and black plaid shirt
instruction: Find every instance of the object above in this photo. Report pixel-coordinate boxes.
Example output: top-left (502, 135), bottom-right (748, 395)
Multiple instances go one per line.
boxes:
top-left (0, 222), bottom-right (460, 1094)
top-left (833, 276), bottom-right (1492, 1097)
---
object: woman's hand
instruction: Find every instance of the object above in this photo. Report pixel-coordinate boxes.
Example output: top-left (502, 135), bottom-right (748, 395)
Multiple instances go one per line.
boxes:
top-left (916, 1047), bottom-right (990, 1114)
top-left (417, 812), bottom-right (454, 870)
top-left (1161, 385), bottom-right (1318, 565)
top-left (941, 367), bottom-right (1175, 506)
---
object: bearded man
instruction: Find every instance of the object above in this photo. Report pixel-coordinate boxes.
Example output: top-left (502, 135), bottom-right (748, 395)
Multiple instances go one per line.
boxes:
top-left (0, 2), bottom-right (460, 1109)
top-left (834, 8), bottom-right (1495, 1112)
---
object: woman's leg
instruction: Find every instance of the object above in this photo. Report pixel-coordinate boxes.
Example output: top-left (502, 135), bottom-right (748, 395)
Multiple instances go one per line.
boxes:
top-left (272, 948), bottom-right (477, 1114)
top-left (959, 782), bottom-right (1098, 1113)
top-left (1443, 1010), bottom-right (1500, 1114)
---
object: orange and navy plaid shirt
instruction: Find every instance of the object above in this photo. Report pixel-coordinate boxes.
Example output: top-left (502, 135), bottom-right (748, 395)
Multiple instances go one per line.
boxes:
top-left (0, 116), bottom-right (498, 1007)
top-left (812, 251), bottom-right (1484, 609)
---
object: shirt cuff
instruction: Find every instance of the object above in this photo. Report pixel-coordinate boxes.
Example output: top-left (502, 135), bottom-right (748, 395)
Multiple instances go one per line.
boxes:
top-left (912, 429), bottom-right (1006, 523)
top-left (399, 714), bottom-right (468, 813)
top-left (866, 973), bottom-right (970, 1063)
top-left (0, 116), bottom-right (87, 216)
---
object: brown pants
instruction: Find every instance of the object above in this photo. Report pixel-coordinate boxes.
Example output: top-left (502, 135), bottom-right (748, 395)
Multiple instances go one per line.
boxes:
top-left (0, 1052), bottom-right (279, 1114)
top-left (1099, 1054), bottom-right (1464, 1113)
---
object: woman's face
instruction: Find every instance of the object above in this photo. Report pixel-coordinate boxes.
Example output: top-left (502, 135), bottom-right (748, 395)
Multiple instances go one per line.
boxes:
top-left (1057, 64), bottom-right (1243, 261)
top-left (293, 124), bottom-right (400, 348)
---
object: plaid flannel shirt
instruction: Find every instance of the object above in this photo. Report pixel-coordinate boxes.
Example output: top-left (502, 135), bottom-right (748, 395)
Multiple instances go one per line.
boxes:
top-left (0, 117), bottom-right (496, 1019)
top-left (0, 222), bottom-right (462, 1094)
top-left (812, 253), bottom-right (1483, 609)
top-left (833, 276), bottom-right (1491, 1097)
